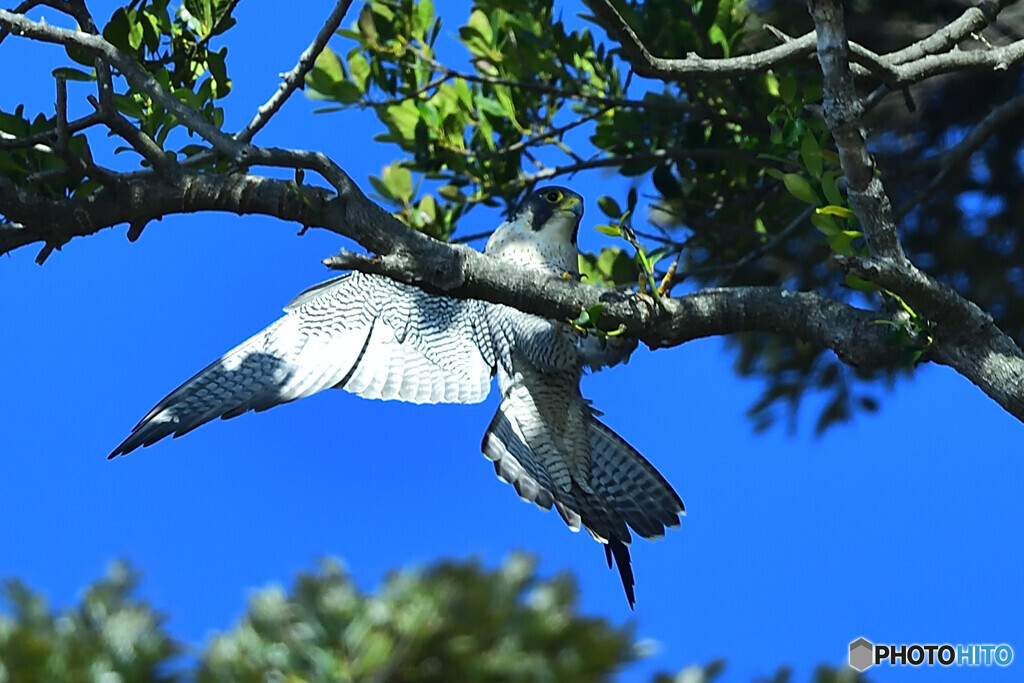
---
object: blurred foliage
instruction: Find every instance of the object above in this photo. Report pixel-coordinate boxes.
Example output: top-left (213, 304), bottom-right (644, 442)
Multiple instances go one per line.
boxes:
top-left (302, 0), bottom-right (1024, 434)
top-left (3, 0), bottom-right (1021, 433)
top-left (0, 562), bottom-right (177, 682)
top-left (0, 556), bottom-right (871, 682)
top-left (196, 553), bottom-right (638, 681)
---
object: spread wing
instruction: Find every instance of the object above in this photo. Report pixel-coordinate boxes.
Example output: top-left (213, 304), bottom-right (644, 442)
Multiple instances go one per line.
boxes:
top-left (110, 272), bottom-right (498, 457)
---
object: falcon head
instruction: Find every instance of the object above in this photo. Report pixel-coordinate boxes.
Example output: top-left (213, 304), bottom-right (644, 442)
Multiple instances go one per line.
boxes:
top-left (485, 186), bottom-right (584, 276)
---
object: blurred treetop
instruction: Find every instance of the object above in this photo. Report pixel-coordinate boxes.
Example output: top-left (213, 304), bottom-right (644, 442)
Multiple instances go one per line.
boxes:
top-left (0, 556), bottom-right (870, 683)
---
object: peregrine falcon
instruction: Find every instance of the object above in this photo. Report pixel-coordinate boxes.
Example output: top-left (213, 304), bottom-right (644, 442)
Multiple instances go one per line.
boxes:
top-left (110, 186), bottom-right (684, 607)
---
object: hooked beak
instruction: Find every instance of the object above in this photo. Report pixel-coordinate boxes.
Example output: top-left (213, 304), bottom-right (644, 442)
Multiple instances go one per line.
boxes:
top-left (558, 195), bottom-right (584, 220)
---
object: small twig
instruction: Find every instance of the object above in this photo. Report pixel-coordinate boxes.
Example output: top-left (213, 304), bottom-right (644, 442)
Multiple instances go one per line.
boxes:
top-left (891, 38), bottom-right (1024, 84)
top-left (895, 90), bottom-right (1024, 220)
top-left (884, 0), bottom-right (1008, 65)
top-left (518, 147), bottom-right (759, 185)
top-left (55, 73), bottom-right (70, 152)
top-left (244, 146), bottom-right (360, 195)
top-left (0, 0), bottom-right (43, 47)
top-left (361, 72), bottom-right (453, 109)
top-left (590, 0), bottom-right (1021, 91)
top-left (681, 206), bottom-right (813, 286)
top-left (236, 0), bottom-right (354, 143)
top-left (475, 104), bottom-right (615, 162)
top-left (409, 49), bottom-right (723, 115)
top-left (0, 132), bottom-right (58, 155)
top-left (0, 111), bottom-right (104, 151)
top-left (589, 0), bottom-right (820, 80)
top-left (92, 96), bottom-right (179, 176)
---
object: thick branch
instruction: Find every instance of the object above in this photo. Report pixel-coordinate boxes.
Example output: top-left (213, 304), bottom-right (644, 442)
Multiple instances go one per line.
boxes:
top-left (324, 247), bottom-right (900, 368)
top-left (0, 166), bottom-right (897, 367)
top-left (835, 256), bottom-right (1024, 421)
top-left (809, 0), bottom-right (906, 264)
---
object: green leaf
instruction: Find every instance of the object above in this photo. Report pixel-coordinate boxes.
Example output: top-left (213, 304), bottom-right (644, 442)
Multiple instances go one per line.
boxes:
top-left (810, 212), bottom-right (840, 235)
top-left (414, 0), bottom-right (435, 36)
top-left (778, 75), bottom-right (797, 103)
top-left (782, 173), bottom-right (819, 205)
top-left (820, 170), bottom-right (844, 207)
top-left (800, 132), bottom-right (822, 178)
top-left (315, 47), bottom-right (344, 82)
top-left (417, 193), bottom-right (437, 222)
top-left (594, 224), bottom-right (622, 237)
top-left (817, 204), bottom-right (855, 219)
top-left (357, 5), bottom-right (377, 43)
top-left (493, 85), bottom-right (522, 131)
top-left (596, 247), bottom-right (637, 284)
top-left (51, 67), bottom-right (95, 82)
top-left (382, 101), bottom-right (420, 141)
top-left (332, 80), bottom-right (362, 105)
top-left (368, 174), bottom-right (393, 200)
top-left (348, 53), bottom-right (370, 91)
top-left (128, 14), bottom-right (145, 50)
top-left (206, 48), bottom-right (230, 98)
top-left (306, 48), bottom-right (345, 99)
top-left (438, 184), bottom-right (464, 202)
top-left (826, 229), bottom-right (861, 256)
top-left (466, 9), bottom-right (493, 44)
top-left (382, 164), bottom-right (413, 203)
top-left (596, 195), bottom-right (622, 219)
top-left (844, 273), bottom-right (879, 292)
top-left (708, 24), bottom-right (729, 56)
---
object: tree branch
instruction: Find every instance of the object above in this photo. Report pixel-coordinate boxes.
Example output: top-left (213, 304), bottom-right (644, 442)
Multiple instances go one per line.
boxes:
top-left (588, 0), bottom-right (1023, 93)
top-left (0, 9), bottom-right (248, 161)
top-left (895, 90), bottom-right (1024, 219)
top-left (0, 159), bottom-right (898, 370)
top-left (587, 0), bottom-right (821, 80)
top-left (236, 0), bottom-right (354, 143)
top-left (885, 0), bottom-right (1009, 65)
top-left (893, 37), bottom-right (1024, 83)
top-left (834, 256), bottom-right (1024, 421)
top-left (808, 0), bottom-right (906, 264)
top-left (518, 148), bottom-right (760, 186)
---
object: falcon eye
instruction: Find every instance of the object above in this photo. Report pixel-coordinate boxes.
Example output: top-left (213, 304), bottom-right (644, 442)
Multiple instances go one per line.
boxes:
top-left (543, 189), bottom-right (563, 203)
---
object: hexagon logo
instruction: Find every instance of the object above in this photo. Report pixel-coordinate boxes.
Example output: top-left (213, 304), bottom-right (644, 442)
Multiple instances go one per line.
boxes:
top-left (849, 637), bottom-right (874, 671)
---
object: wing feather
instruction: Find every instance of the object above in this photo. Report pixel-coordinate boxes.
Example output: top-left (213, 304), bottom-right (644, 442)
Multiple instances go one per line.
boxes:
top-left (110, 273), bottom-right (497, 457)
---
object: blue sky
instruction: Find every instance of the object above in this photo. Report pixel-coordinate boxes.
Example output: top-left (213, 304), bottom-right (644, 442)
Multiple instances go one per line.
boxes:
top-left (1, 2), bottom-right (1021, 681)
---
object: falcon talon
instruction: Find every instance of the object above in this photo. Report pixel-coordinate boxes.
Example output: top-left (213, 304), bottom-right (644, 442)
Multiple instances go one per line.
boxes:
top-left (109, 186), bottom-right (684, 609)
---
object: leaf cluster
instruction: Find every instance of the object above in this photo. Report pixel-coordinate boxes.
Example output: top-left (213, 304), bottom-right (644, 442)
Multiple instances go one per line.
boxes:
top-left (0, 557), bottom-right (872, 683)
